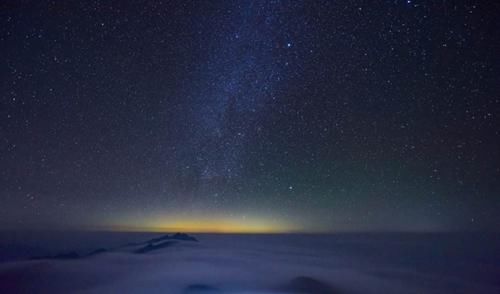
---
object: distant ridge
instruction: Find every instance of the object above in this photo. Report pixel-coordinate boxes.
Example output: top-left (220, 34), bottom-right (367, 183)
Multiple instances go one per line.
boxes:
top-left (147, 233), bottom-right (198, 243)
top-left (29, 233), bottom-right (198, 260)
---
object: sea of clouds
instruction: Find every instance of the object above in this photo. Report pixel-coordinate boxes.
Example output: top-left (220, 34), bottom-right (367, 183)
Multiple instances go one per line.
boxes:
top-left (0, 232), bottom-right (499, 293)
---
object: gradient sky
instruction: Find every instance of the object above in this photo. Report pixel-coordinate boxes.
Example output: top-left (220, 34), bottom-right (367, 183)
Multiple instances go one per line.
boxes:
top-left (1, 0), bottom-right (499, 232)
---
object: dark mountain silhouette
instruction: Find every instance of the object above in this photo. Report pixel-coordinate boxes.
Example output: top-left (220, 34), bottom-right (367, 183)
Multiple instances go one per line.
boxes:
top-left (146, 235), bottom-right (172, 243)
top-left (170, 233), bottom-right (198, 242)
top-left (29, 233), bottom-right (198, 260)
top-left (146, 233), bottom-right (198, 243)
top-left (134, 241), bottom-right (177, 254)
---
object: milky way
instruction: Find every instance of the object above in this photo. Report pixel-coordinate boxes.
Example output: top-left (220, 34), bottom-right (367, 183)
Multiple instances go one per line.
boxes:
top-left (182, 1), bottom-right (306, 181)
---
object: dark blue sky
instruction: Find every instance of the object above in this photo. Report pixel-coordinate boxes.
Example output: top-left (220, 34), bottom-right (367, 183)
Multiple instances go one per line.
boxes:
top-left (1, 0), bottom-right (499, 232)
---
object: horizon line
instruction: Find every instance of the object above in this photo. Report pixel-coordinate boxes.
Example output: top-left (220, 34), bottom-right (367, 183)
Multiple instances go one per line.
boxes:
top-left (1, 227), bottom-right (497, 234)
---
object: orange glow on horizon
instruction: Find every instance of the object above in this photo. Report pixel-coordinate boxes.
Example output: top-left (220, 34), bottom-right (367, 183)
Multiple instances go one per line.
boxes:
top-left (106, 216), bottom-right (298, 233)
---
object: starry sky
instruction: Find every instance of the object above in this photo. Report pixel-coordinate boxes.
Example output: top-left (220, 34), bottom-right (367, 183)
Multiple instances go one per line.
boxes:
top-left (1, 0), bottom-right (499, 233)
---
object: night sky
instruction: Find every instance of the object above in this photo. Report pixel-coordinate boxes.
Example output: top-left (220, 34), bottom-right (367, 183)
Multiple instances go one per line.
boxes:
top-left (1, 1), bottom-right (499, 233)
